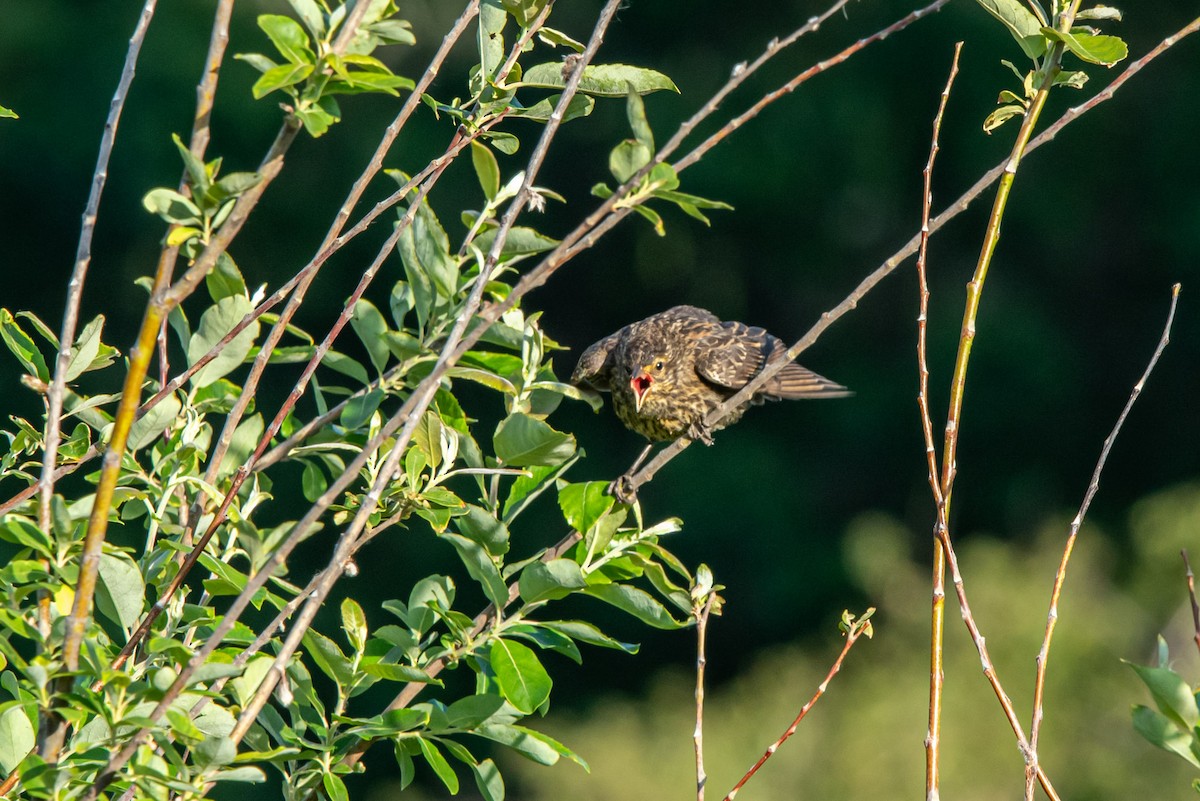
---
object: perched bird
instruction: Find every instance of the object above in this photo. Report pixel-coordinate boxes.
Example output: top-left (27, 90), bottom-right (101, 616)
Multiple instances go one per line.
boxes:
top-left (571, 305), bottom-right (850, 499)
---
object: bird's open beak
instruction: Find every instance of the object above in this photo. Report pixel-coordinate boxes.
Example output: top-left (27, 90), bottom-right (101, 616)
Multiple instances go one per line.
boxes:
top-left (630, 368), bottom-right (653, 413)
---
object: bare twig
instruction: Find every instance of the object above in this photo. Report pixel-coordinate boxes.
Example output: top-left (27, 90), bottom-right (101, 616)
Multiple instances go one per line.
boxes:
top-left (722, 612), bottom-right (874, 801)
top-left (916, 42), bottom-right (962, 801)
top-left (694, 593), bottom-right (716, 801)
top-left (1025, 284), bottom-right (1180, 801)
top-left (1184, 550), bottom-right (1200, 660)
top-left (35, 0), bottom-right (161, 765)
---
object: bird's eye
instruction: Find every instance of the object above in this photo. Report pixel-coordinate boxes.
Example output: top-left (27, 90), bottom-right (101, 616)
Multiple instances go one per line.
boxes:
top-left (653, 360), bottom-right (665, 372)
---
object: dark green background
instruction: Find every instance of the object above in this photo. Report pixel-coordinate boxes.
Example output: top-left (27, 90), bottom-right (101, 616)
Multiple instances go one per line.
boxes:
top-left (1, 0), bottom-right (1198, 794)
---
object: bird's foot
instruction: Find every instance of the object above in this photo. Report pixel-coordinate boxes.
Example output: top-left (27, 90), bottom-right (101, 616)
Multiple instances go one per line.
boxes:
top-left (607, 473), bottom-right (639, 505)
top-left (687, 421), bottom-right (715, 445)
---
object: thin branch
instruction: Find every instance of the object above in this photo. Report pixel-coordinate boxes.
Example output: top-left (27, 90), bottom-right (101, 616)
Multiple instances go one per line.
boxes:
top-left (917, 41), bottom-right (962, 801)
top-left (36, 2), bottom-right (162, 764)
top-left (1184, 550), bottom-right (1200, 661)
top-left (38, 0), bottom-right (159, 541)
top-left (1025, 283), bottom-right (1180, 801)
top-left (722, 613), bottom-right (873, 801)
top-left (694, 594), bottom-right (716, 801)
top-left (675, 0), bottom-right (952, 173)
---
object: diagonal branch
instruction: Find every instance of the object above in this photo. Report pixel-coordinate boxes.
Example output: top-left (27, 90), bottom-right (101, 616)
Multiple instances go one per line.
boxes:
top-left (1025, 283), bottom-right (1180, 801)
top-left (916, 41), bottom-right (962, 801)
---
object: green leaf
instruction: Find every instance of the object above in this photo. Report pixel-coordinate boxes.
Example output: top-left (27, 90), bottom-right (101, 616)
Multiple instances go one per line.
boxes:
top-left (63, 315), bottom-right (104, 382)
top-left (975, 0), bottom-right (1048, 59)
top-left (0, 308), bottom-right (50, 382)
top-left (1041, 27), bottom-right (1128, 66)
top-left (584, 583), bottom-right (686, 630)
top-left (474, 226), bottom-right (560, 259)
top-left (447, 694), bottom-right (506, 729)
top-left (210, 171), bottom-right (264, 204)
top-left (418, 737), bottom-right (459, 793)
top-left (258, 14), bottom-right (315, 65)
top-left (303, 629), bottom-right (355, 688)
top-left (206, 252), bottom-right (248, 301)
top-left (1128, 662), bottom-right (1200, 728)
top-left (536, 26), bottom-right (584, 52)
top-left (364, 19), bottom-right (417, 45)
top-left (351, 299), bottom-right (391, 373)
top-left (323, 772), bottom-right (349, 801)
top-left (362, 662), bottom-right (443, 685)
top-left (342, 598), bottom-right (368, 654)
top-left (95, 551), bottom-right (146, 629)
top-left (442, 533), bottom-right (509, 609)
top-left (490, 639), bottom-right (552, 714)
top-left (983, 103), bottom-right (1026, 133)
top-left (322, 349), bottom-right (369, 385)
top-left (455, 505), bottom-right (511, 557)
top-left (541, 620), bottom-right (639, 654)
top-left (479, 0), bottom-right (507, 82)
top-left (518, 559), bottom-right (587, 604)
top-left (1132, 705), bottom-right (1200, 767)
top-left (521, 63), bottom-right (679, 97)
top-left (143, 188), bottom-right (203, 225)
top-left (609, 139), bottom-right (652, 183)
top-left (0, 703), bottom-right (35, 773)
top-left (126, 392), bottom-right (181, 452)
top-left (472, 141), bottom-right (501, 200)
top-left (508, 93), bottom-right (594, 123)
top-left (473, 723), bottom-right (587, 769)
top-left (625, 86), bottom-right (654, 151)
top-left (171, 132), bottom-right (209, 194)
top-left (287, 0), bottom-right (326, 39)
top-left (216, 413), bottom-right (264, 480)
top-left (340, 387), bottom-right (384, 430)
top-left (252, 62), bottom-right (314, 99)
top-left (212, 766), bottom-right (267, 783)
top-left (195, 735), bottom-right (237, 768)
top-left (187, 295), bottom-right (260, 388)
top-left (472, 758), bottom-right (505, 801)
top-left (557, 481), bottom-right (614, 534)
top-left (1076, 5), bottom-right (1122, 21)
top-left (493, 413), bottom-right (576, 467)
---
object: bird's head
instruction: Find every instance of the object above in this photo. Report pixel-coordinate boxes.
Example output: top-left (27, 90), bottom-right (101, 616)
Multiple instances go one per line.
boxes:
top-left (629, 354), bottom-right (668, 413)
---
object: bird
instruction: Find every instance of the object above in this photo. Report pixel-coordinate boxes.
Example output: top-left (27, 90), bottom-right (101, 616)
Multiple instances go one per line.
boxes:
top-left (570, 305), bottom-right (850, 501)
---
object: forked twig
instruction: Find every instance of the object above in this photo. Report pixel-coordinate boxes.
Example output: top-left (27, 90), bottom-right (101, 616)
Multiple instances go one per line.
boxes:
top-left (721, 612), bottom-right (873, 801)
top-left (916, 41), bottom-right (962, 801)
top-left (1025, 284), bottom-right (1180, 801)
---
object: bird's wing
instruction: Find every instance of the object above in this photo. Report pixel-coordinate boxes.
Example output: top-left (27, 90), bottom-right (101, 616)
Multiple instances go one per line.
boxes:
top-left (694, 321), bottom-right (852, 398)
top-left (570, 330), bottom-right (622, 391)
top-left (692, 321), bottom-right (769, 389)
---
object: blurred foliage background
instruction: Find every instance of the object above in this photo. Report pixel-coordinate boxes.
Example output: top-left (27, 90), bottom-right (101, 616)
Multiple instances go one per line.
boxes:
top-left (2, 0), bottom-right (1199, 797)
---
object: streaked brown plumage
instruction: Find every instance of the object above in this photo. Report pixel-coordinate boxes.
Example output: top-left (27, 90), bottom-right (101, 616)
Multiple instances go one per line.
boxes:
top-left (571, 305), bottom-right (850, 448)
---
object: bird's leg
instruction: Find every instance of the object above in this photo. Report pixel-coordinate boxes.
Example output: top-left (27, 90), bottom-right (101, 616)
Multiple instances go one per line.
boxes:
top-left (608, 442), bottom-right (655, 504)
top-left (687, 420), bottom-right (715, 445)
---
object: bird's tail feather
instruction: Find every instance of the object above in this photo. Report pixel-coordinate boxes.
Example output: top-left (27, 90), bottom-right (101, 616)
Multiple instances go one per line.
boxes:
top-left (763, 364), bottom-right (852, 399)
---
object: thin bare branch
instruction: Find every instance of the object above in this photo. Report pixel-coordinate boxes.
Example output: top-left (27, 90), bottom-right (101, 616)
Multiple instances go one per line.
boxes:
top-left (722, 612), bottom-right (873, 801)
top-left (694, 594), bottom-right (716, 801)
top-left (1184, 550), bottom-right (1200, 661)
top-left (1026, 283), bottom-right (1180, 801)
top-left (918, 41), bottom-right (962, 801)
